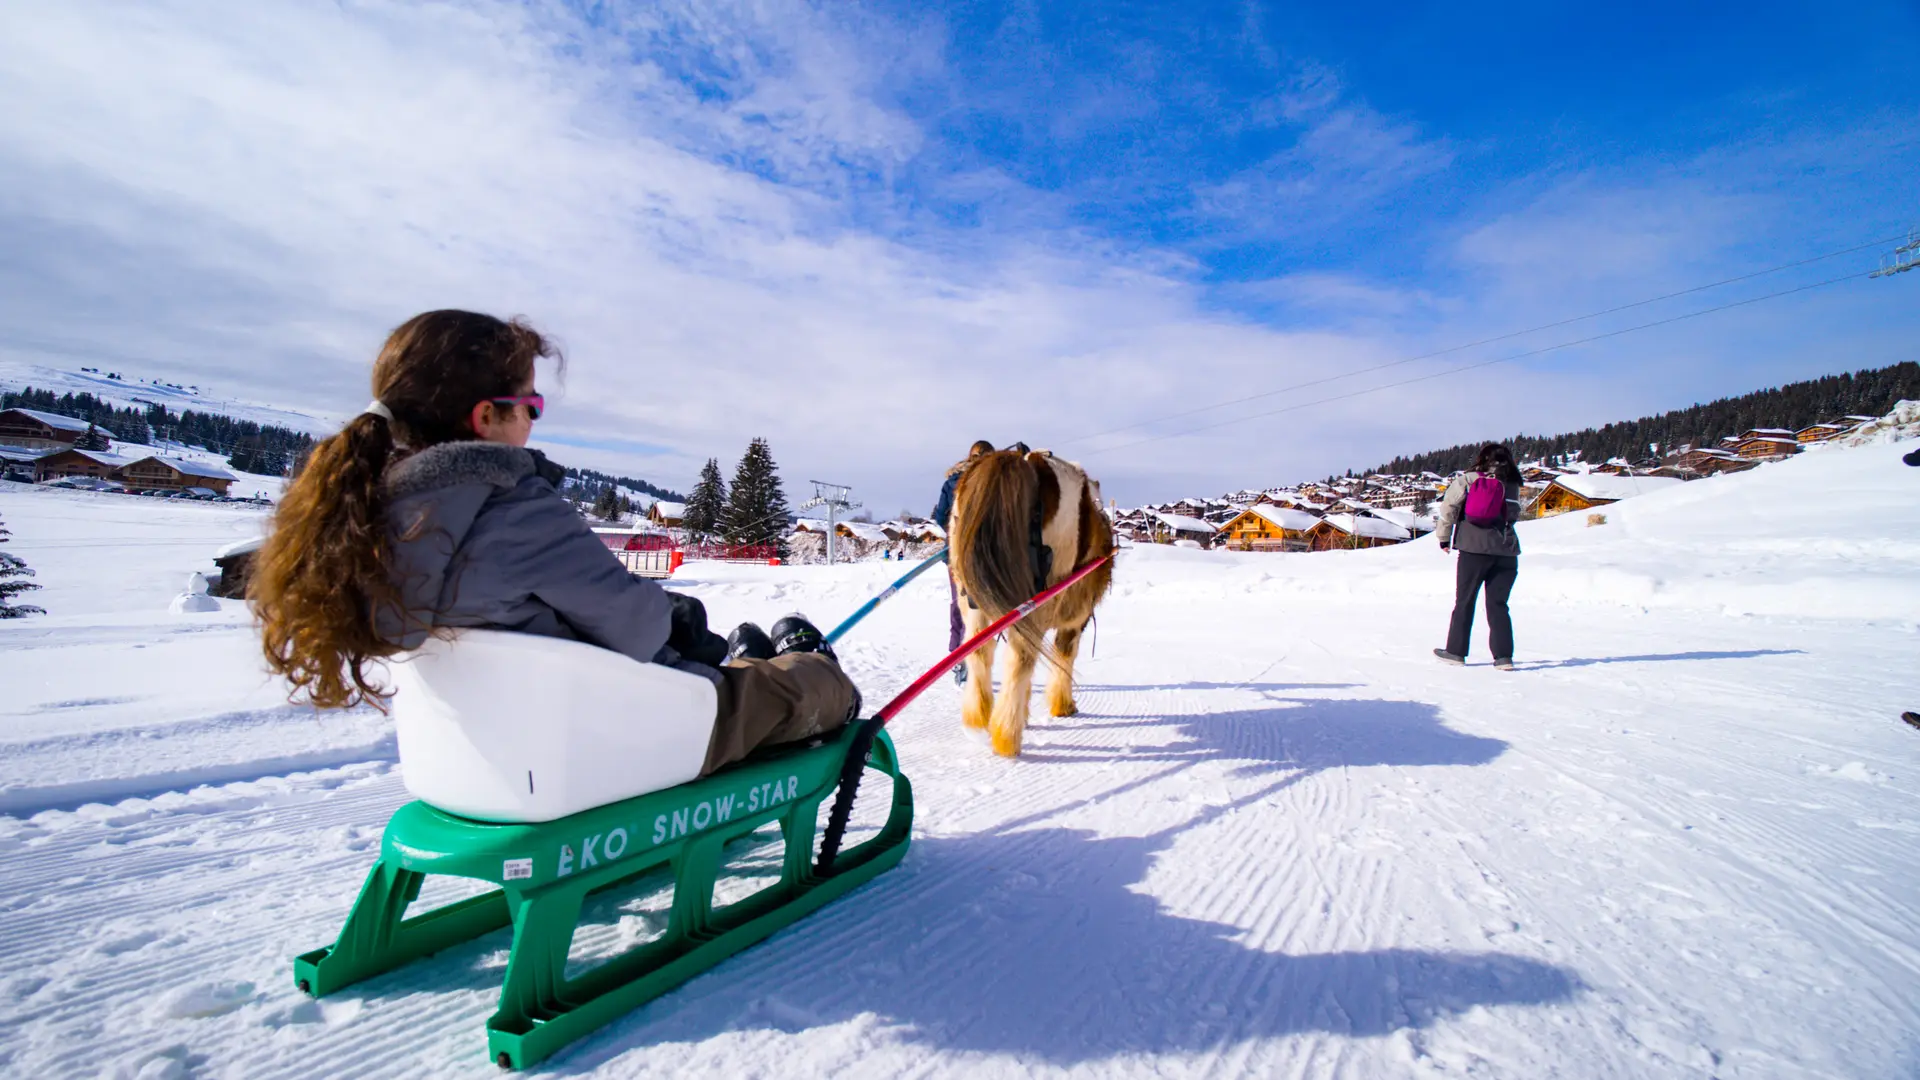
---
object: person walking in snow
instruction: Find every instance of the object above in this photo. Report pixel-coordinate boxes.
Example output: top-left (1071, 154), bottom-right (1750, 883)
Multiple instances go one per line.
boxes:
top-left (1432, 443), bottom-right (1525, 670)
top-left (248, 309), bottom-right (859, 774)
top-left (933, 439), bottom-right (996, 684)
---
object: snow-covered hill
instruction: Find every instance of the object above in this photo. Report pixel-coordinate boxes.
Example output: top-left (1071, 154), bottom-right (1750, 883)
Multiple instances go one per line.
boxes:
top-left (0, 359), bottom-right (344, 439)
top-left (0, 437), bottom-right (1916, 1078)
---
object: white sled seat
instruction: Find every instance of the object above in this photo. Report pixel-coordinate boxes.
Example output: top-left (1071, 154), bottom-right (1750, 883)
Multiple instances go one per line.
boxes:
top-left (391, 628), bottom-right (718, 823)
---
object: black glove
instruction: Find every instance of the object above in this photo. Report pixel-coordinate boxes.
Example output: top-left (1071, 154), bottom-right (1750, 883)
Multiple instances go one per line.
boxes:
top-left (665, 591), bottom-right (729, 667)
top-left (1904, 445), bottom-right (1920, 467)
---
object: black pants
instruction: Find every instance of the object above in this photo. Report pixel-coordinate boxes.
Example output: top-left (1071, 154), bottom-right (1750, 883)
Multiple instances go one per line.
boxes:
top-left (1446, 552), bottom-right (1518, 660)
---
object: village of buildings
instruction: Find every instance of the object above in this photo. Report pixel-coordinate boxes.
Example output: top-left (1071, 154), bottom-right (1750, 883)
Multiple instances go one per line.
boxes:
top-left (0, 400), bottom-right (1891, 566)
top-left (0, 407), bottom-right (253, 499)
top-left (1104, 415), bottom-right (1884, 552)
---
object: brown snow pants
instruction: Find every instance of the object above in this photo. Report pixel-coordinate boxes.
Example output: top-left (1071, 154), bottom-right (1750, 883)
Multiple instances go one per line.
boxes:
top-left (701, 652), bottom-right (858, 775)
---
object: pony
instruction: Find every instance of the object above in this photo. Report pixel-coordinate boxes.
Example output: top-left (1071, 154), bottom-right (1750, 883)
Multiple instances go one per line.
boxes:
top-left (948, 448), bottom-right (1115, 757)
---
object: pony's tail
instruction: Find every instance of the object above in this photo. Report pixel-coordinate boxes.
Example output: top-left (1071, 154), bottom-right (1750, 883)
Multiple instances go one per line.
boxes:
top-left (249, 413), bottom-right (405, 710)
top-left (950, 451), bottom-right (1051, 659)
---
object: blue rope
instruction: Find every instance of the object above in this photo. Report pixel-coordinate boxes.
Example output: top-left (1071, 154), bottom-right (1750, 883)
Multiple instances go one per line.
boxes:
top-left (824, 548), bottom-right (950, 644)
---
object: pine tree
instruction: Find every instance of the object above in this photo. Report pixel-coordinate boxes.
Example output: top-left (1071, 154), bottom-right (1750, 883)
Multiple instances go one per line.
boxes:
top-left (0, 511), bottom-right (45, 618)
top-left (682, 458), bottom-right (728, 543)
top-left (591, 484), bottom-right (621, 521)
top-left (74, 422), bottom-right (111, 452)
top-left (724, 438), bottom-right (789, 552)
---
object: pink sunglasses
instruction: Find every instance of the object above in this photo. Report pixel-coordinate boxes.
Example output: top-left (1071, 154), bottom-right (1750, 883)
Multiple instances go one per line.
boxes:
top-left (485, 394), bottom-right (545, 421)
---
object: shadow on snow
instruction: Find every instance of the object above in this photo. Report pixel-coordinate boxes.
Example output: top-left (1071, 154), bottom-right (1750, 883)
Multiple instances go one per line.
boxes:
top-left (1513, 649), bottom-right (1803, 671)
top-left (559, 822), bottom-right (1578, 1069)
top-left (546, 694), bottom-right (1566, 1069)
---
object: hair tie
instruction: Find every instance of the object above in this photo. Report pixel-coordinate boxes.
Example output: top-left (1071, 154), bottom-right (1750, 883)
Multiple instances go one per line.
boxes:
top-left (362, 400), bottom-right (394, 422)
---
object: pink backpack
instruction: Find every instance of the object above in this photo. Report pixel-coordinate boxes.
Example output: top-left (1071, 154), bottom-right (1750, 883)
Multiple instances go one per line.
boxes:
top-left (1462, 475), bottom-right (1507, 528)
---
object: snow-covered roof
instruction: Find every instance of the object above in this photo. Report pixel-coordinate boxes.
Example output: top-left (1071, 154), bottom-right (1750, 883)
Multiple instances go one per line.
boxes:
top-left (836, 521), bottom-right (890, 543)
top-left (1150, 511), bottom-right (1215, 534)
top-left (1317, 513), bottom-right (1411, 540)
top-left (133, 455), bottom-right (236, 481)
top-left (1243, 505), bottom-right (1320, 532)
top-left (1550, 474), bottom-right (1686, 501)
top-left (0, 445), bottom-right (50, 462)
top-left (43, 447), bottom-right (137, 466)
top-left (2, 407), bottom-right (94, 433)
top-left (1364, 507), bottom-right (1433, 533)
top-left (651, 501), bottom-right (687, 517)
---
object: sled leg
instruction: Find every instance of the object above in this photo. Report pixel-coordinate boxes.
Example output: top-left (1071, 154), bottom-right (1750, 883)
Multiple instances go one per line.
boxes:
top-left (1048, 625), bottom-right (1083, 718)
top-left (295, 861), bottom-right (513, 997)
top-left (304, 723), bottom-right (912, 1071)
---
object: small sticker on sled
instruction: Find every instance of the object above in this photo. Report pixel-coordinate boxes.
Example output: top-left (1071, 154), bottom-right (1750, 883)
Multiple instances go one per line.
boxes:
top-left (502, 858), bottom-right (533, 881)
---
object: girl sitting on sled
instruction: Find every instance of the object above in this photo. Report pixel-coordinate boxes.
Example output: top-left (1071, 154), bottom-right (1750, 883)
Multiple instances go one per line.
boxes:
top-left (249, 309), bottom-right (857, 773)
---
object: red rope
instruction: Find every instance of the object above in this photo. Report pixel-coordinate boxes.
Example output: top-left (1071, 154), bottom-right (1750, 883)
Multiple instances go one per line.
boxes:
top-left (872, 552), bottom-right (1115, 726)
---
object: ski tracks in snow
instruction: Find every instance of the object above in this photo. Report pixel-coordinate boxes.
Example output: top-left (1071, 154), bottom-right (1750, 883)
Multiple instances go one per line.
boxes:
top-left (1, 563), bottom-right (1918, 1077)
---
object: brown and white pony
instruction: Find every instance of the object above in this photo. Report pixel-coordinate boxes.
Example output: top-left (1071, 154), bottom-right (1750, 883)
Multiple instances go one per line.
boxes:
top-left (948, 449), bottom-right (1115, 757)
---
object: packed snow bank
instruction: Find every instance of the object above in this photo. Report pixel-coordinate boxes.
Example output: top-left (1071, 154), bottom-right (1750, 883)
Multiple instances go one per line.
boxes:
top-left (1, 436), bottom-right (1918, 1078)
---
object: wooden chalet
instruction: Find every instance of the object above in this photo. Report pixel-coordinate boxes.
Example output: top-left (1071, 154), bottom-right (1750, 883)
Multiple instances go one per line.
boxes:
top-left (117, 455), bottom-right (235, 495)
top-left (1, 445), bottom-right (45, 482)
top-left (1732, 434), bottom-right (1800, 461)
top-left (1795, 422), bottom-right (1851, 443)
top-left (1529, 474), bottom-right (1685, 518)
top-left (834, 521), bottom-right (890, 545)
top-left (0, 408), bottom-right (95, 451)
top-left (1218, 504), bottom-right (1319, 552)
top-left (32, 447), bottom-right (128, 483)
top-left (1795, 417), bottom-right (1875, 444)
top-left (647, 500), bottom-right (686, 527)
top-left (1147, 510), bottom-right (1215, 545)
top-left (1303, 513), bottom-right (1410, 551)
top-left (1666, 447), bottom-right (1754, 476)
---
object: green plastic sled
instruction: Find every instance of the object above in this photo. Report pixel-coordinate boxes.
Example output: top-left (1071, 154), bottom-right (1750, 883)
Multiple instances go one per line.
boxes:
top-left (294, 721), bottom-right (911, 1069)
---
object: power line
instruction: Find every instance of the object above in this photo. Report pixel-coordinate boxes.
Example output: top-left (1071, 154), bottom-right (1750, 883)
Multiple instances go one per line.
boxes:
top-left (1057, 232), bottom-right (1912, 451)
top-left (1080, 267), bottom-right (1880, 460)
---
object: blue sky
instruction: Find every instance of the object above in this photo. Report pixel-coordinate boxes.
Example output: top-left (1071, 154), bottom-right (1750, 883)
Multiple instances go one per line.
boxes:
top-left (0, 1), bottom-right (1915, 511)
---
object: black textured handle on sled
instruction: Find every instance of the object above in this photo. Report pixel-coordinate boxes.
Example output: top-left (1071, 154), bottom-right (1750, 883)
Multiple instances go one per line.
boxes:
top-left (815, 718), bottom-right (883, 876)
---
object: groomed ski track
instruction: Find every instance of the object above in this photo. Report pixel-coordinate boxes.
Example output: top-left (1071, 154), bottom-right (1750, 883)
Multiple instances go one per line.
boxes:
top-left (3, 441), bottom-right (1919, 1078)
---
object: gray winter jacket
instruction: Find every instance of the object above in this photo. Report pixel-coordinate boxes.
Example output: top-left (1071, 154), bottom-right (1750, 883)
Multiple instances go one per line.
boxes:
top-left (1433, 471), bottom-right (1523, 557)
top-left (380, 441), bottom-right (680, 667)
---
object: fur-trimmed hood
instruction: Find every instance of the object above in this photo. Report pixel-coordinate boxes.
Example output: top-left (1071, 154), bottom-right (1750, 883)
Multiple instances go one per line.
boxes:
top-left (385, 440), bottom-right (565, 502)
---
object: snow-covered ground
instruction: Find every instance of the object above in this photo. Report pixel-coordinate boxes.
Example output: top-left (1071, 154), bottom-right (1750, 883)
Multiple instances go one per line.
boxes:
top-left (1, 439), bottom-right (1917, 1078)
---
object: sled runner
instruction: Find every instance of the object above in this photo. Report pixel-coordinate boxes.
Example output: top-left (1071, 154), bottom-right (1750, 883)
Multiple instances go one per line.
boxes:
top-left (292, 630), bottom-right (911, 1070)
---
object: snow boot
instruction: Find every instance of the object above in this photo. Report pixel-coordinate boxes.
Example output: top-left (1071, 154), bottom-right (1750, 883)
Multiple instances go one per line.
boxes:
top-left (1493, 657), bottom-right (1515, 671)
top-left (1902, 711), bottom-right (1920, 732)
top-left (1432, 648), bottom-right (1465, 666)
top-left (770, 614), bottom-right (836, 662)
top-left (726, 622), bottom-right (775, 662)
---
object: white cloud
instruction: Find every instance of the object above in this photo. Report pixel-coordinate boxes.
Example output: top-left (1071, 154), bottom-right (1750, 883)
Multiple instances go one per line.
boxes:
top-left (1194, 66), bottom-right (1453, 234)
top-left (0, 2), bottom-right (1912, 512)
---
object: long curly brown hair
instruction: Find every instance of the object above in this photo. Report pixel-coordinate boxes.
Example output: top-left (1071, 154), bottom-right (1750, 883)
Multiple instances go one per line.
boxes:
top-left (249, 310), bottom-right (560, 709)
